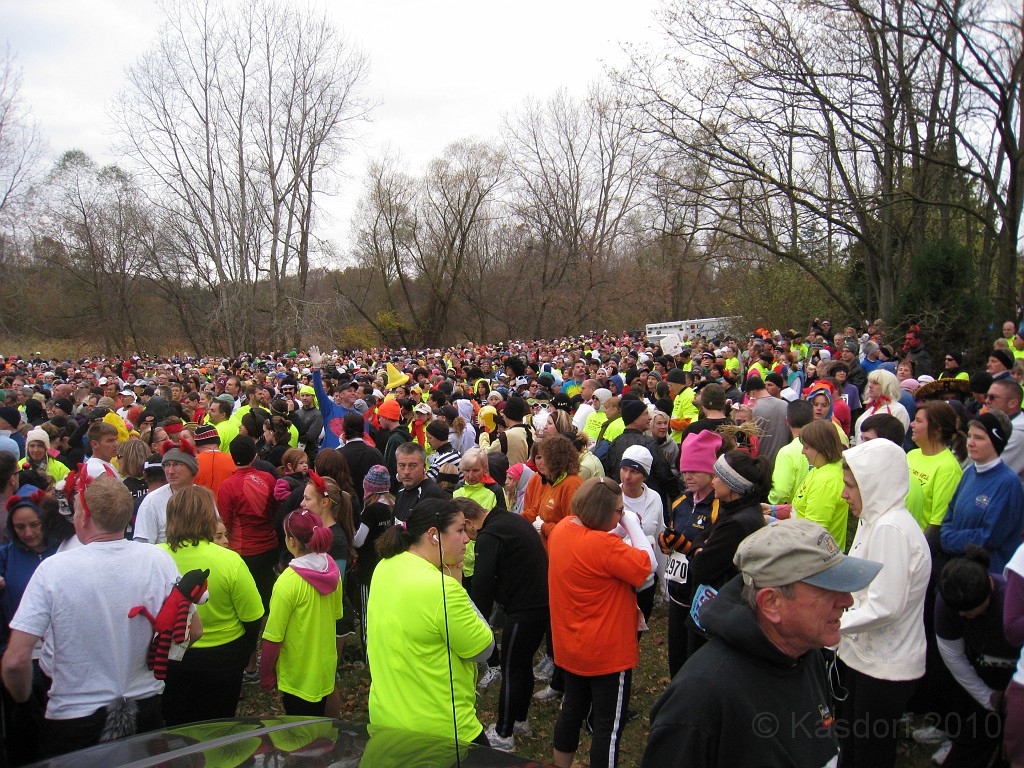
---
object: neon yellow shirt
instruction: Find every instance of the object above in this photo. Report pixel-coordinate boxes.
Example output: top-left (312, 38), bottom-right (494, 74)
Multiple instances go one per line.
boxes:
top-left (768, 437), bottom-right (809, 505)
top-left (262, 566), bottom-right (343, 702)
top-left (907, 448), bottom-right (963, 527)
top-left (670, 388), bottom-right (699, 444)
top-left (159, 540), bottom-right (264, 648)
top-left (792, 461), bottom-right (850, 549)
top-left (584, 411), bottom-right (608, 442)
top-left (367, 551), bottom-right (492, 742)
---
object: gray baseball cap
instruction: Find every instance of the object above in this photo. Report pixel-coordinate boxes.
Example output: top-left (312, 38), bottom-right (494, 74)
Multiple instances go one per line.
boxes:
top-left (734, 518), bottom-right (882, 592)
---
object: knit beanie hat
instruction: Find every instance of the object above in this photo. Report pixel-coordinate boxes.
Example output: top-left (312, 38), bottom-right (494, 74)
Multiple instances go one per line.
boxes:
top-left (25, 427), bottom-right (50, 452)
top-left (160, 438), bottom-right (198, 476)
top-left (666, 368), bottom-right (687, 385)
top-left (503, 396), bottom-right (527, 422)
top-left (229, 435), bottom-right (258, 466)
top-left (680, 430), bottom-right (723, 474)
top-left (363, 464), bottom-right (391, 497)
top-left (971, 411), bottom-right (1011, 455)
top-left (194, 425), bottom-right (220, 446)
top-left (620, 398), bottom-right (647, 426)
top-left (990, 348), bottom-right (1014, 371)
top-left (426, 420), bottom-right (449, 441)
top-left (700, 383), bottom-right (726, 411)
top-left (376, 398), bottom-right (402, 421)
top-left (0, 406), bottom-right (20, 429)
top-left (620, 445), bottom-right (653, 477)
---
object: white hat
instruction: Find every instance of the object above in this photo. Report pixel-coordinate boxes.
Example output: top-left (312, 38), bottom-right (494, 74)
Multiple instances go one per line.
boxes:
top-left (620, 444), bottom-right (653, 477)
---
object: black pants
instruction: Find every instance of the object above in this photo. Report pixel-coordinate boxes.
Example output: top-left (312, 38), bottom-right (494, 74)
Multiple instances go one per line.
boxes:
top-left (495, 617), bottom-right (547, 738)
top-left (42, 694), bottom-right (163, 759)
top-left (545, 632), bottom-right (565, 692)
top-left (667, 597), bottom-right (690, 677)
top-left (162, 665), bottom-right (244, 726)
top-left (553, 669), bottom-right (632, 768)
top-left (281, 692), bottom-right (326, 717)
top-left (944, 696), bottom-right (1005, 768)
top-left (242, 549), bottom-right (280, 612)
top-left (636, 584), bottom-right (655, 641)
top-left (836, 659), bottom-right (918, 768)
top-left (2, 662), bottom-right (50, 766)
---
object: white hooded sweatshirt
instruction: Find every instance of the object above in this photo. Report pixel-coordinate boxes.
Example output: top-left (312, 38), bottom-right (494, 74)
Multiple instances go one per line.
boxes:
top-left (839, 439), bottom-right (932, 680)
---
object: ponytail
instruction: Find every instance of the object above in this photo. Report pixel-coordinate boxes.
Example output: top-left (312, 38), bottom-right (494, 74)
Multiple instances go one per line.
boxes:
top-left (376, 498), bottom-right (460, 559)
top-left (283, 509), bottom-right (333, 554)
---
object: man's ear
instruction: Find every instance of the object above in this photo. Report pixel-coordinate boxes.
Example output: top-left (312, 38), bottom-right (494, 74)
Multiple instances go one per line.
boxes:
top-left (755, 587), bottom-right (786, 626)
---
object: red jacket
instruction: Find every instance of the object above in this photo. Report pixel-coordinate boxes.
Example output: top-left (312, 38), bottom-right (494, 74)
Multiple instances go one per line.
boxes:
top-left (216, 466), bottom-right (278, 556)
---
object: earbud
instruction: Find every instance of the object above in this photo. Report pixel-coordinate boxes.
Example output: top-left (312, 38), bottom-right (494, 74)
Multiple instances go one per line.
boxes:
top-left (431, 535), bottom-right (439, 543)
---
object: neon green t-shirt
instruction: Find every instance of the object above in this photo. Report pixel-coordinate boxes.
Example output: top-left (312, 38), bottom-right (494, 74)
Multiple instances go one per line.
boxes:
top-left (768, 437), bottom-right (809, 505)
top-left (367, 551), bottom-right (492, 743)
top-left (724, 357), bottom-right (741, 375)
top-left (603, 416), bottom-right (626, 444)
top-left (792, 461), bottom-right (850, 549)
top-left (262, 566), bottom-right (343, 702)
top-left (906, 448), bottom-right (963, 527)
top-left (670, 388), bottom-right (699, 444)
top-left (453, 484), bottom-right (498, 578)
top-left (159, 540), bottom-right (264, 648)
top-left (905, 473), bottom-right (927, 531)
top-left (584, 411), bottom-right (609, 442)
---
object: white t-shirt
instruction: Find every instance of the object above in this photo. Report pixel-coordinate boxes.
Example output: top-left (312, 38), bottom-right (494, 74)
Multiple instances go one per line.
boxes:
top-left (11, 540), bottom-right (180, 719)
top-left (133, 483), bottom-right (173, 544)
top-left (573, 403), bottom-right (596, 432)
top-left (1005, 543), bottom-right (1024, 686)
top-left (85, 456), bottom-right (122, 481)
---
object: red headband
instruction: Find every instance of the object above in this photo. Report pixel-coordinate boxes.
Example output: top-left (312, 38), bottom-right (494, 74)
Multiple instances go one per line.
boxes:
top-left (308, 471), bottom-right (327, 496)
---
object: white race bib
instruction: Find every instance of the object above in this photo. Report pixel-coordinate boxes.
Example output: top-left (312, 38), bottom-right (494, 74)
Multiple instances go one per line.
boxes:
top-left (664, 550), bottom-right (690, 585)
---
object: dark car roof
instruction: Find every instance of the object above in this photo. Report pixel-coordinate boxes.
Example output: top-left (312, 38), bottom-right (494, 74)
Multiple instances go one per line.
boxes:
top-left (30, 717), bottom-right (549, 768)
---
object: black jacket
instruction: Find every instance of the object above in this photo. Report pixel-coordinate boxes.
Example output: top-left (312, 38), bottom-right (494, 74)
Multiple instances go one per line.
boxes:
top-left (470, 509), bottom-right (548, 623)
top-left (339, 439), bottom-right (385, 502)
top-left (394, 478), bottom-right (450, 522)
top-left (688, 496), bottom-right (764, 593)
top-left (642, 577), bottom-right (839, 768)
top-left (604, 429), bottom-right (678, 513)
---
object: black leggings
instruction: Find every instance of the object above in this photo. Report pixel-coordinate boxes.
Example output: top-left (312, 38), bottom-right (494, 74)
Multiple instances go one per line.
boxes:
top-left (281, 692), bottom-right (326, 717)
top-left (494, 617), bottom-right (547, 738)
top-left (836, 659), bottom-right (918, 768)
top-left (553, 669), bottom-right (632, 768)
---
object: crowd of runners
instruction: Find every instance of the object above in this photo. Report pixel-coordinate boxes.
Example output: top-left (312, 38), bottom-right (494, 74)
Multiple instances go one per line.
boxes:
top-left (0, 319), bottom-right (1021, 767)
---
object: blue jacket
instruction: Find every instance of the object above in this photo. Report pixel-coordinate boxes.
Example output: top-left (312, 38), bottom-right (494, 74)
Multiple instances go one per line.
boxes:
top-left (941, 460), bottom-right (1024, 572)
top-left (312, 369), bottom-right (355, 450)
top-left (0, 538), bottom-right (59, 647)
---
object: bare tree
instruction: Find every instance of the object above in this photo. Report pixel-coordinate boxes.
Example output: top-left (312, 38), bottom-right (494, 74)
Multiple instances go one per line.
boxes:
top-left (115, 0), bottom-right (369, 353)
top-left (0, 46), bottom-right (44, 220)
top-left (505, 86), bottom-right (648, 336)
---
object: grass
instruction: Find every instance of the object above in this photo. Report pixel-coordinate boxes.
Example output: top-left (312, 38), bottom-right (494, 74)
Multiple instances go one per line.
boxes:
top-left (236, 600), bottom-right (938, 767)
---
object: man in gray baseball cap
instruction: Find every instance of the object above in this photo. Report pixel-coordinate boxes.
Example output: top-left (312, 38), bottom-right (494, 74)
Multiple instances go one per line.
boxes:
top-left (642, 519), bottom-right (882, 768)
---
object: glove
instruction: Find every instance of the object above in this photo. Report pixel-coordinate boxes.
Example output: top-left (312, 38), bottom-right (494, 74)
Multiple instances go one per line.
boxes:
top-left (659, 528), bottom-right (689, 554)
top-left (532, 517), bottom-right (544, 534)
top-left (308, 345), bottom-right (323, 369)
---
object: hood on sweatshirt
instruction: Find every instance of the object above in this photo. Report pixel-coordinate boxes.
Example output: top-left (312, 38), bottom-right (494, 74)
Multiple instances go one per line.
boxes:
top-left (289, 553), bottom-right (340, 595)
top-left (700, 577), bottom-right (806, 668)
top-left (842, 439), bottom-right (910, 524)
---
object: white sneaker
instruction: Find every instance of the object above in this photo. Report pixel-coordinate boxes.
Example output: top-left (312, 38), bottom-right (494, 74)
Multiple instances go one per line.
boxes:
top-left (513, 720), bottom-right (532, 737)
top-left (533, 654), bottom-right (554, 682)
top-left (478, 666), bottom-right (502, 689)
top-left (913, 725), bottom-right (948, 745)
top-left (931, 740), bottom-right (952, 765)
top-left (485, 724), bottom-right (515, 752)
top-left (533, 685), bottom-right (563, 702)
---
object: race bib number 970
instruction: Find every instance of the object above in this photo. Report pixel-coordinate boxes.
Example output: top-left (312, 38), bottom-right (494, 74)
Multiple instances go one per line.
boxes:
top-left (664, 551), bottom-right (689, 585)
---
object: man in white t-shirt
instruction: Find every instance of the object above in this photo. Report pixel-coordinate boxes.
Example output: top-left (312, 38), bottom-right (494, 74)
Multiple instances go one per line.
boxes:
top-left (84, 421), bottom-right (122, 480)
top-left (133, 441), bottom-right (198, 545)
top-left (1, 475), bottom-right (191, 758)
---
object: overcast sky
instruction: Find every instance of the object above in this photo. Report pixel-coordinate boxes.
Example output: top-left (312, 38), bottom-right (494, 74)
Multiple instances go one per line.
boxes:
top-left (4, 0), bottom-right (665, 249)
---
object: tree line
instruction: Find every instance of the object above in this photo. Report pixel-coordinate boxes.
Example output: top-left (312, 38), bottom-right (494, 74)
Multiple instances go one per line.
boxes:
top-left (0, 0), bottom-right (1020, 357)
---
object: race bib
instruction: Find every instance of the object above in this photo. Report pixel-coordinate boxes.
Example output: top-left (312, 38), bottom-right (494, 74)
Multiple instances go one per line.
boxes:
top-left (664, 550), bottom-right (690, 585)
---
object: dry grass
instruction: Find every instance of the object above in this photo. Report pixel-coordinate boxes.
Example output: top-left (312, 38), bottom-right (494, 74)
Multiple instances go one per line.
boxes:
top-left (237, 601), bottom-right (937, 767)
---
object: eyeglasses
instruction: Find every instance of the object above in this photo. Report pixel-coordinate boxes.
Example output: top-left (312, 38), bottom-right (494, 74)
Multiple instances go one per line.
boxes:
top-left (986, 393), bottom-right (1004, 402)
top-left (945, 357), bottom-right (956, 362)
